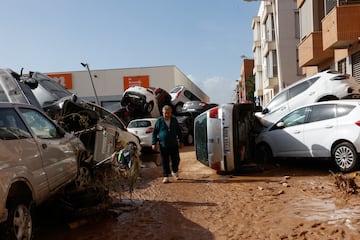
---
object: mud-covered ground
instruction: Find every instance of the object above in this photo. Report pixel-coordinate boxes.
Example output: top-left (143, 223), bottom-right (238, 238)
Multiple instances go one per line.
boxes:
top-left (34, 146), bottom-right (360, 240)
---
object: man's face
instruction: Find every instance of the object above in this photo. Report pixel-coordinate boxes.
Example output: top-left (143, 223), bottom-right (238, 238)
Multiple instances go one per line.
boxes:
top-left (162, 109), bottom-right (172, 120)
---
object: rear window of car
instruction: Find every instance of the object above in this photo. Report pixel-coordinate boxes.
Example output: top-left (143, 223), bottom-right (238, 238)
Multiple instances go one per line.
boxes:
top-left (128, 120), bottom-right (151, 128)
top-left (336, 104), bottom-right (356, 117)
top-left (307, 104), bottom-right (336, 122)
top-left (288, 77), bottom-right (319, 99)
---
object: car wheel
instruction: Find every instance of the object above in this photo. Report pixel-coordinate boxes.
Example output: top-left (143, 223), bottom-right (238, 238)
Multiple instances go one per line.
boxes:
top-left (75, 164), bottom-right (92, 188)
top-left (332, 142), bottom-right (358, 172)
top-left (121, 98), bottom-right (129, 107)
top-left (5, 201), bottom-right (32, 240)
top-left (175, 102), bottom-right (184, 114)
top-left (144, 101), bottom-right (154, 113)
top-left (318, 95), bottom-right (338, 101)
top-left (256, 143), bottom-right (273, 163)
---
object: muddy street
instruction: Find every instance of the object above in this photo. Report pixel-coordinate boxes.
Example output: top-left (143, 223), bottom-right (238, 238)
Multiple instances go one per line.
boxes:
top-left (33, 146), bottom-right (360, 240)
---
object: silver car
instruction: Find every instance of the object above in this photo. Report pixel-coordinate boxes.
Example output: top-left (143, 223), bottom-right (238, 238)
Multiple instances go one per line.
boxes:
top-left (0, 102), bottom-right (86, 240)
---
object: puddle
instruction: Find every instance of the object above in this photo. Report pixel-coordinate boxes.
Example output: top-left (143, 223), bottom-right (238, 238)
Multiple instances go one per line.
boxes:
top-left (292, 195), bottom-right (360, 228)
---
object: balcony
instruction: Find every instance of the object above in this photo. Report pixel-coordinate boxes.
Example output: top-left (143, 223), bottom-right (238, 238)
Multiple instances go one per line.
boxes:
top-left (263, 77), bottom-right (278, 89)
top-left (298, 31), bottom-right (333, 67)
top-left (322, 5), bottom-right (360, 49)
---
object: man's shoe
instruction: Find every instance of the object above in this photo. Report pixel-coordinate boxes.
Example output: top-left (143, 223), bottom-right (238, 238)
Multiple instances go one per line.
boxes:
top-left (171, 172), bottom-right (179, 180)
top-left (162, 177), bottom-right (170, 184)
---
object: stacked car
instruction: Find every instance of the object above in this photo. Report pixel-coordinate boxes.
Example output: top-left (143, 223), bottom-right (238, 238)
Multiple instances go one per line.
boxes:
top-left (120, 85), bottom-right (212, 147)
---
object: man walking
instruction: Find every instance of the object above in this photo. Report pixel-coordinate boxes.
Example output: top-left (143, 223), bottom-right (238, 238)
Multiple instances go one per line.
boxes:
top-left (152, 105), bottom-right (184, 183)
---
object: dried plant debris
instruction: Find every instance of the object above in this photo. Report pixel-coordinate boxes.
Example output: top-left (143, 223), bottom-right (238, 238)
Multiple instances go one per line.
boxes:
top-left (332, 173), bottom-right (359, 195)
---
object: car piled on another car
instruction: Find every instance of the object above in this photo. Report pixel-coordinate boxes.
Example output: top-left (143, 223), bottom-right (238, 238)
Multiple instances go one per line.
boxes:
top-left (256, 70), bottom-right (360, 126)
top-left (255, 100), bottom-right (360, 173)
top-left (121, 86), bottom-right (160, 119)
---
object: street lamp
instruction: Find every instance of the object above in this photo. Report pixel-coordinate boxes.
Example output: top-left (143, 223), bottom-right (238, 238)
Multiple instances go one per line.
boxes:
top-left (81, 62), bottom-right (100, 105)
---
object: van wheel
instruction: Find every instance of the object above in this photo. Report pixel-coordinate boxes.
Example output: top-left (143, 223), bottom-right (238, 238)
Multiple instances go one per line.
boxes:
top-left (144, 101), bottom-right (154, 113)
top-left (75, 163), bottom-right (92, 188)
top-left (5, 201), bottom-right (32, 240)
top-left (332, 142), bottom-right (358, 172)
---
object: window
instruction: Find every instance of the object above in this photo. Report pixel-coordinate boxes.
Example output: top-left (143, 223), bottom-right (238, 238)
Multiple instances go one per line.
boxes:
top-left (337, 104), bottom-right (355, 117)
top-left (0, 108), bottom-right (31, 140)
top-left (194, 114), bottom-right (208, 166)
top-left (288, 78), bottom-right (319, 99)
top-left (307, 104), bottom-right (336, 123)
top-left (265, 90), bottom-right (287, 111)
top-left (281, 107), bottom-right (307, 128)
top-left (20, 108), bottom-right (59, 139)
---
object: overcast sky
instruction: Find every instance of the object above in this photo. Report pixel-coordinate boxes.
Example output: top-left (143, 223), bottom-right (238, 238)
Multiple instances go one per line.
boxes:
top-left (0, 0), bottom-right (259, 104)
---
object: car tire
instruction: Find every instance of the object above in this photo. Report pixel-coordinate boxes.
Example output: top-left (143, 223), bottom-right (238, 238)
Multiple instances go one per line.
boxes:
top-left (144, 101), bottom-right (154, 113)
top-left (4, 201), bottom-right (32, 240)
top-left (332, 142), bottom-right (358, 172)
top-left (175, 102), bottom-right (184, 114)
top-left (75, 163), bottom-right (92, 188)
top-left (121, 98), bottom-right (129, 107)
top-left (256, 143), bottom-right (273, 163)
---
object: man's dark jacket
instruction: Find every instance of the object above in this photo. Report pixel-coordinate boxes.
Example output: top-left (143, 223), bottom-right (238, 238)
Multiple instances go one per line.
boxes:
top-left (152, 116), bottom-right (183, 149)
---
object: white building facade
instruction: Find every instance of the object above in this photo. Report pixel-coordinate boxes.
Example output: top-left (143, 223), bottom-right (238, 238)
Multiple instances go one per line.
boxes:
top-left (252, 0), bottom-right (303, 107)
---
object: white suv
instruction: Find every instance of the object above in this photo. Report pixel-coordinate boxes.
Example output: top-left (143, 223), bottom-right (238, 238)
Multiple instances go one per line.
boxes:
top-left (170, 86), bottom-right (201, 114)
top-left (255, 100), bottom-right (360, 172)
top-left (256, 70), bottom-right (360, 126)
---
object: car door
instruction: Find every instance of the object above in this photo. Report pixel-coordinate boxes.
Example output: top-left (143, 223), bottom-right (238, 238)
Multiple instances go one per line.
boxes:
top-left (267, 107), bottom-right (308, 157)
top-left (302, 104), bottom-right (337, 157)
top-left (19, 107), bottom-right (78, 191)
top-left (0, 108), bottom-right (50, 198)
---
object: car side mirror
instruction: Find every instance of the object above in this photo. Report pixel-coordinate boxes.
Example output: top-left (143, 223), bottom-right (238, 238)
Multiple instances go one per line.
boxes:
top-left (276, 122), bottom-right (285, 129)
top-left (262, 108), bottom-right (269, 114)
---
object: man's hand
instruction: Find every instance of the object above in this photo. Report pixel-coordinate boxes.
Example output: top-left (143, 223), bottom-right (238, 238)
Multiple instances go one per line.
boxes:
top-left (152, 144), bottom-right (158, 152)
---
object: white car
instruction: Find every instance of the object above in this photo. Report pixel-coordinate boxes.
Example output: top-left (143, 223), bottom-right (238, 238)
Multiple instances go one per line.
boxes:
top-left (170, 86), bottom-right (202, 114)
top-left (121, 86), bottom-right (160, 118)
top-left (127, 118), bottom-right (157, 148)
top-left (255, 100), bottom-right (360, 173)
top-left (256, 70), bottom-right (360, 126)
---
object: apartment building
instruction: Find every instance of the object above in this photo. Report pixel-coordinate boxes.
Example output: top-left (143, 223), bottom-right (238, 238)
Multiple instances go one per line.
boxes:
top-left (251, 0), bottom-right (302, 107)
top-left (297, 0), bottom-right (360, 79)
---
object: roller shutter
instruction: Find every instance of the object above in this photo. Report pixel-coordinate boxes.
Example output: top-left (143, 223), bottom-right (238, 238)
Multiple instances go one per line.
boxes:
top-left (352, 51), bottom-right (360, 83)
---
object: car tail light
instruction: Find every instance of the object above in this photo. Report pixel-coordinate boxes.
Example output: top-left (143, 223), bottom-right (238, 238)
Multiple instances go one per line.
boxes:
top-left (355, 121), bottom-right (360, 127)
top-left (209, 107), bottom-right (218, 118)
top-left (176, 90), bottom-right (182, 99)
top-left (146, 127), bottom-right (154, 134)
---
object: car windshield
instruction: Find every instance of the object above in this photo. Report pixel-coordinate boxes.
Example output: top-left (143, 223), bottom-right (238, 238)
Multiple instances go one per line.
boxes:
top-left (128, 120), bottom-right (151, 128)
top-left (0, 82), bottom-right (9, 102)
top-left (170, 86), bottom-right (182, 93)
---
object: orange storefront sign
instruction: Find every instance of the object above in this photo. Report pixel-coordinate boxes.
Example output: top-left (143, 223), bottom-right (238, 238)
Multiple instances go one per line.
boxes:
top-left (123, 75), bottom-right (149, 90)
top-left (47, 73), bottom-right (73, 89)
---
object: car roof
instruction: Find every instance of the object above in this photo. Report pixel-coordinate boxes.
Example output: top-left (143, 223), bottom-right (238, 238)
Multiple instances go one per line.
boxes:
top-left (0, 102), bottom-right (38, 109)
